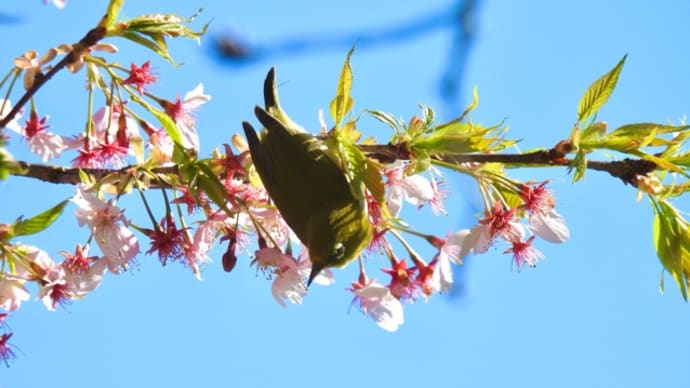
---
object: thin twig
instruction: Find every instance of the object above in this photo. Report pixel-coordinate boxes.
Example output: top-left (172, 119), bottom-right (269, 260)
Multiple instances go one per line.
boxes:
top-left (0, 25), bottom-right (107, 129)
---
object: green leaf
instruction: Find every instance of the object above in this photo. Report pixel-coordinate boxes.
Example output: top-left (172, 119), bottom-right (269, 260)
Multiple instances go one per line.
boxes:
top-left (11, 200), bottom-right (68, 238)
top-left (570, 149), bottom-right (587, 182)
top-left (632, 150), bottom-right (682, 174)
top-left (114, 10), bottom-right (209, 64)
top-left (104, 0), bottom-right (124, 27)
top-left (120, 31), bottom-right (176, 64)
top-left (651, 198), bottom-right (689, 300)
top-left (577, 54), bottom-right (627, 123)
top-left (458, 86), bottom-right (479, 122)
top-left (419, 104), bottom-right (435, 129)
top-left (329, 47), bottom-right (355, 130)
top-left (191, 161), bottom-right (234, 217)
top-left (363, 158), bottom-right (385, 205)
top-left (413, 120), bottom-right (514, 154)
top-left (130, 92), bottom-right (184, 147)
top-left (366, 110), bottom-right (404, 133)
top-left (609, 122), bottom-right (689, 138)
top-left (0, 147), bottom-right (15, 181)
top-left (342, 142), bottom-right (367, 200)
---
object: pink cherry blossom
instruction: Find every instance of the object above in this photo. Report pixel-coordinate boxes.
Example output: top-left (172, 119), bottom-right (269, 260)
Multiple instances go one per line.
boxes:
top-left (0, 277), bottom-right (30, 312)
top-left (429, 255), bottom-right (453, 294)
top-left (519, 182), bottom-right (569, 243)
top-left (70, 136), bottom-right (100, 168)
top-left (60, 245), bottom-right (107, 297)
top-left (143, 123), bottom-right (175, 163)
top-left (36, 261), bottom-right (71, 311)
top-left (475, 202), bottom-right (525, 252)
top-left (504, 236), bottom-right (545, 271)
top-left (146, 216), bottom-right (189, 265)
top-left (91, 104), bottom-right (141, 166)
top-left (529, 210), bottom-right (570, 244)
top-left (72, 185), bottom-right (140, 273)
top-left (122, 61), bottom-right (158, 95)
top-left (350, 280), bottom-right (404, 332)
top-left (253, 247), bottom-right (307, 307)
top-left (192, 211), bottom-right (229, 259)
top-left (422, 231), bottom-right (468, 294)
top-left (382, 257), bottom-right (418, 300)
top-left (8, 112), bottom-right (67, 161)
top-left (13, 49), bottom-right (58, 90)
top-left (18, 245), bottom-right (71, 311)
top-left (0, 332), bottom-right (15, 367)
top-left (384, 160), bottom-right (446, 216)
top-left (162, 84), bottom-right (210, 151)
top-left (250, 206), bottom-right (293, 249)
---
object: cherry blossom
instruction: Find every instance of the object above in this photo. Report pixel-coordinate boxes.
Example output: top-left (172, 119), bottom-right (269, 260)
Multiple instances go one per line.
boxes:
top-left (122, 61), bottom-right (158, 95)
top-left (504, 236), bottom-right (545, 271)
top-left (383, 257), bottom-right (417, 300)
top-left (384, 160), bottom-right (446, 216)
top-left (36, 260), bottom-right (71, 311)
top-left (350, 279), bottom-right (404, 332)
top-left (10, 112), bottom-right (68, 161)
top-left (71, 137), bottom-right (100, 168)
top-left (146, 216), bottom-right (189, 265)
top-left (0, 333), bottom-right (15, 367)
top-left (249, 206), bottom-right (293, 250)
top-left (475, 202), bottom-right (524, 252)
top-left (60, 245), bottom-right (107, 297)
top-left (253, 247), bottom-right (307, 307)
top-left (56, 42), bottom-right (117, 73)
top-left (161, 84), bottom-right (210, 151)
top-left (519, 182), bottom-right (569, 243)
top-left (72, 185), bottom-right (140, 273)
top-left (91, 104), bottom-right (141, 165)
top-left (0, 277), bottom-right (30, 312)
top-left (13, 49), bottom-right (58, 90)
top-left (143, 123), bottom-right (175, 163)
top-left (421, 231), bottom-right (468, 294)
top-left (192, 211), bottom-right (229, 259)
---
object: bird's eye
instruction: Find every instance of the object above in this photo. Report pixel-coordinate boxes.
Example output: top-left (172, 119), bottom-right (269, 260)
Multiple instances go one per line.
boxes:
top-left (333, 243), bottom-right (345, 260)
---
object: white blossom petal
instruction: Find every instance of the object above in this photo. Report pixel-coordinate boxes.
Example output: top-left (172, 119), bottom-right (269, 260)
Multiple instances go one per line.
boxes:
top-left (530, 210), bottom-right (570, 243)
top-left (354, 283), bottom-right (404, 332)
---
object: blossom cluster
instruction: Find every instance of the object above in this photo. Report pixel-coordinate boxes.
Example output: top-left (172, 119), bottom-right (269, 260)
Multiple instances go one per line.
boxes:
top-left (0, 10), bottom-right (570, 365)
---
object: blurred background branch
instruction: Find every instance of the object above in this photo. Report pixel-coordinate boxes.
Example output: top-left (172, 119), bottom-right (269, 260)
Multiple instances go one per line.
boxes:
top-left (213, 0), bottom-right (480, 117)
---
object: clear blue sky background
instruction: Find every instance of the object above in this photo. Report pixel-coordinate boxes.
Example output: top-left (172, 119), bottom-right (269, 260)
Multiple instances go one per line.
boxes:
top-left (2, 1), bottom-right (690, 387)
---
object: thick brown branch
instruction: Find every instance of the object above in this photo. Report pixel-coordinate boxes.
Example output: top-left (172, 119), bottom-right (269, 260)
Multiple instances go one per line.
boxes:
top-left (8, 145), bottom-right (659, 188)
top-left (10, 160), bottom-right (179, 187)
top-left (359, 144), bottom-right (657, 186)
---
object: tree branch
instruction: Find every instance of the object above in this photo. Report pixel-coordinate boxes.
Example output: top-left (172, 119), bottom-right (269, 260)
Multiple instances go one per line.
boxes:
top-left (10, 160), bottom-right (179, 188)
top-left (0, 24), bottom-right (107, 129)
top-left (9, 144), bottom-right (658, 188)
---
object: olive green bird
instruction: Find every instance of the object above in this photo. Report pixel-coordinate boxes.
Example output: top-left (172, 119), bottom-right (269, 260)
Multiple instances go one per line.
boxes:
top-left (242, 68), bottom-right (373, 286)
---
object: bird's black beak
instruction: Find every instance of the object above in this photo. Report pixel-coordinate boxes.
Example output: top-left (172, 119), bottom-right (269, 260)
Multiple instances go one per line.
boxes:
top-left (307, 262), bottom-right (324, 287)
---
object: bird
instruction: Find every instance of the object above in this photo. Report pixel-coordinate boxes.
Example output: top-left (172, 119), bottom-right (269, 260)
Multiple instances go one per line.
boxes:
top-left (242, 67), bottom-right (372, 286)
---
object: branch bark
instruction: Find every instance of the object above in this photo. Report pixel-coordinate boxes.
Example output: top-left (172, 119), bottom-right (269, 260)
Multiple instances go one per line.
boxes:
top-left (8, 145), bottom-right (658, 188)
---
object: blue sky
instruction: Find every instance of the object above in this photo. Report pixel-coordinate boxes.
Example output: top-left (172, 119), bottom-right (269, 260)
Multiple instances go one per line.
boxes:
top-left (2, 1), bottom-right (690, 387)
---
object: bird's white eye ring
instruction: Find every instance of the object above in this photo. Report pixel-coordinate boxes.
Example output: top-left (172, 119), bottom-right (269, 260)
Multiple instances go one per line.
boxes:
top-left (333, 243), bottom-right (345, 259)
